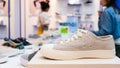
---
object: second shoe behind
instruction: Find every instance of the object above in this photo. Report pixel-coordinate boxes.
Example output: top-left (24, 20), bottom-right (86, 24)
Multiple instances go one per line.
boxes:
top-left (40, 30), bottom-right (116, 60)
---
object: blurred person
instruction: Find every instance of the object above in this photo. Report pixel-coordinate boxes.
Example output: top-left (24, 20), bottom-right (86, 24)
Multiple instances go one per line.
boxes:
top-left (30, 0), bottom-right (47, 15)
top-left (98, 2), bottom-right (104, 16)
top-left (92, 0), bottom-right (120, 57)
top-left (0, 0), bottom-right (7, 15)
top-left (37, 1), bottom-right (50, 34)
top-left (0, 0), bottom-right (6, 7)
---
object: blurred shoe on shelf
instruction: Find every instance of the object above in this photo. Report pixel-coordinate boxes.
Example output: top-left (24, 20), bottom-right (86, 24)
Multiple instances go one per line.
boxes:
top-left (3, 37), bottom-right (31, 49)
top-left (16, 37), bottom-right (31, 46)
top-left (0, 55), bottom-right (8, 64)
top-left (0, 46), bottom-right (21, 57)
top-left (20, 51), bottom-right (38, 66)
top-left (29, 34), bottom-right (41, 39)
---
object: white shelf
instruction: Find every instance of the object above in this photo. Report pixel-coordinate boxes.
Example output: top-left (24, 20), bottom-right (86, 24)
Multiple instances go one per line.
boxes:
top-left (27, 50), bottom-right (120, 68)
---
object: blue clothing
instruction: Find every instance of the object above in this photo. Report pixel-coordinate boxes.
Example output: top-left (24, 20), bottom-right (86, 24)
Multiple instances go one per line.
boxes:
top-left (116, 0), bottom-right (120, 9)
top-left (92, 7), bottom-right (120, 40)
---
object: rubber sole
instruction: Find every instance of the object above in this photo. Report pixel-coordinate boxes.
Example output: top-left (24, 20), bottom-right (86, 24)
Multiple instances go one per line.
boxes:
top-left (40, 45), bottom-right (116, 60)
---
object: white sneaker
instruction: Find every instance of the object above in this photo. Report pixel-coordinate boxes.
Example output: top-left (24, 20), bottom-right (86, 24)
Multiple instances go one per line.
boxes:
top-left (0, 46), bottom-right (20, 57)
top-left (40, 30), bottom-right (116, 60)
top-left (20, 54), bottom-right (29, 66)
top-left (20, 51), bottom-right (38, 66)
top-left (0, 55), bottom-right (8, 64)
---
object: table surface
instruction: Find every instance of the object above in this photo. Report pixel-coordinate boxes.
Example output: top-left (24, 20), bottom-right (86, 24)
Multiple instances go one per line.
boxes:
top-left (0, 54), bottom-right (25, 68)
top-left (0, 44), bottom-right (40, 68)
top-left (0, 37), bottom-right (48, 68)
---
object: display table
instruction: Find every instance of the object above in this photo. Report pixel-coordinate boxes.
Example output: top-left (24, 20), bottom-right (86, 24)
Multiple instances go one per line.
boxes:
top-left (27, 50), bottom-right (120, 68)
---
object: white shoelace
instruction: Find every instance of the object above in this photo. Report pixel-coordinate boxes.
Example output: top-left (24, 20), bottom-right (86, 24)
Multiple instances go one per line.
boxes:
top-left (60, 29), bottom-right (87, 43)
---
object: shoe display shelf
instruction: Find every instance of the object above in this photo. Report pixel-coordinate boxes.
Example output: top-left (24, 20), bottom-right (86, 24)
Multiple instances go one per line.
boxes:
top-left (27, 50), bottom-right (120, 68)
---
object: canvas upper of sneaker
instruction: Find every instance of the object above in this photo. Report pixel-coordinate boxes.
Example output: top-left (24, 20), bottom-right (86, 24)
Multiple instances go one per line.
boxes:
top-left (53, 30), bottom-right (115, 51)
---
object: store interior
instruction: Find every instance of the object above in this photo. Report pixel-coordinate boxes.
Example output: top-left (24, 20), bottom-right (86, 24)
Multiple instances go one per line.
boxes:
top-left (0, 0), bottom-right (120, 68)
top-left (0, 0), bottom-right (100, 39)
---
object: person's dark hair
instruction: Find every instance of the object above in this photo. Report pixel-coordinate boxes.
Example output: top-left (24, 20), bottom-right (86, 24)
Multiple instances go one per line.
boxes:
top-left (46, 0), bottom-right (50, 3)
top-left (3, 1), bottom-right (5, 7)
top-left (0, 0), bottom-right (6, 7)
top-left (40, 1), bottom-right (50, 11)
top-left (33, 0), bottom-right (39, 7)
top-left (105, 0), bottom-right (118, 9)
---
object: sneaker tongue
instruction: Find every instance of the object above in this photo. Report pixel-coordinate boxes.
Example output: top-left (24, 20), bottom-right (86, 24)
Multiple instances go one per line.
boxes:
top-left (67, 30), bottom-right (88, 42)
top-left (60, 29), bottom-right (88, 43)
top-left (77, 29), bottom-right (88, 34)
